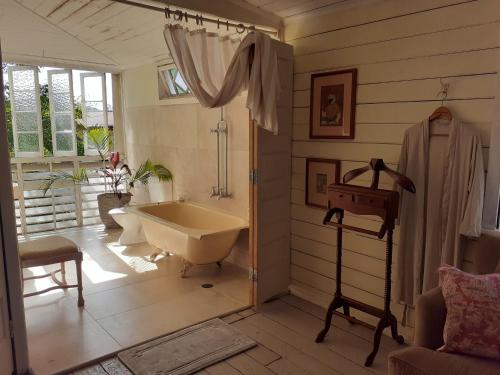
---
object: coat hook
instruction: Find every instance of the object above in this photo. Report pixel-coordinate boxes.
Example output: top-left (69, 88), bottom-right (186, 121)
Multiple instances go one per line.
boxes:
top-left (437, 78), bottom-right (450, 106)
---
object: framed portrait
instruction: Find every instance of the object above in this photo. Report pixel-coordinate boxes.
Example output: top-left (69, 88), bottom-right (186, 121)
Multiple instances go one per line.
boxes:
top-left (305, 158), bottom-right (341, 209)
top-left (309, 69), bottom-right (357, 139)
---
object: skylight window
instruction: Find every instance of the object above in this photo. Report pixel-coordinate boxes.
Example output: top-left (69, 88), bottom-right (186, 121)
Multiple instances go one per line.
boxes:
top-left (158, 64), bottom-right (191, 99)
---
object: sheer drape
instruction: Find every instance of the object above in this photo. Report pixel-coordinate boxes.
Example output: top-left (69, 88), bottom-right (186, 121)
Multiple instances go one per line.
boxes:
top-left (164, 25), bottom-right (280, 134)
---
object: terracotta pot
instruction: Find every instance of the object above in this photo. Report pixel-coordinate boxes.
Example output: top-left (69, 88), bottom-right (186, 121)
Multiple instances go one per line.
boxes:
top-left (97, 193), bottom-right (132, 229)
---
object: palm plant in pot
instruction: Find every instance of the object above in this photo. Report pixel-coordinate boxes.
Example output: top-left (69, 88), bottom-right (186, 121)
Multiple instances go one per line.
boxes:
top-left (44, 126), bottom-right (172, 229)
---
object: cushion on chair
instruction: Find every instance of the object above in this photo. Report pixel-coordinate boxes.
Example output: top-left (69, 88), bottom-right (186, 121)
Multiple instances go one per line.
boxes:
top-left (438, 264), bottom-right (500, 360)
top-left (19, 236), bottom-right (79, 261)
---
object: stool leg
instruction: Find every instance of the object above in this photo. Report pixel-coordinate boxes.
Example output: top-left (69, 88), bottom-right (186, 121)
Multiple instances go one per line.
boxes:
top-left (76, 258), bottom-right (84, 307)
top-left (60, 262), bottom-right (67, 284)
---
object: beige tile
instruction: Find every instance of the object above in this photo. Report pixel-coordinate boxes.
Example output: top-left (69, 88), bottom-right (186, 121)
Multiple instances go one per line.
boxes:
top-left (24, 225), bottom-right (249, 373)
top-left (97, 288), bottom-right (245, 347)
top-left (83, 275), bottom-right (199, 320)
top-left (28, 309), bottom-right (120, 375)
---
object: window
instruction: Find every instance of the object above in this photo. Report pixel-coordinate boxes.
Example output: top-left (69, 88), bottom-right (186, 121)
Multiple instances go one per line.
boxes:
top-left (8, 66), bottom-right (43, 157)
top-left (48, 69), bottom-right (76, 156)
top-left (483, 124), bottom-right (500, 229)
top-left (158, 64), bottom-right (190, 99)
top-left (80, 72), bottom-right (108, 155)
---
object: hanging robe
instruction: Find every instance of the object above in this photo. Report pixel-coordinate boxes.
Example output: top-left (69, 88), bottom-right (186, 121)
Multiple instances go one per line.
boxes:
top-left (395, 118), bottom-right (485, 307)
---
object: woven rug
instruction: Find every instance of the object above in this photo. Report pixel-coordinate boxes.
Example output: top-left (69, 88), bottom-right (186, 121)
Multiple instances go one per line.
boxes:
top-left (118, 318), bottom-right (256, 375)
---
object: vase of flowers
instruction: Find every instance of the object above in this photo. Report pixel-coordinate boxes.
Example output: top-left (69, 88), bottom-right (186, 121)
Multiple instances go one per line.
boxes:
top-left (96, 151), bottom-right (133, 228)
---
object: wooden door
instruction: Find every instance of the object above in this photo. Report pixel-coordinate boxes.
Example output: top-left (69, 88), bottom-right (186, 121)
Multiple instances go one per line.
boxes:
top-left (0, 44), bottom-right (30, 375)
top-left (250, 40), bottom-right (294, 305)
top-left (0, 240), bottom-right (13, 375)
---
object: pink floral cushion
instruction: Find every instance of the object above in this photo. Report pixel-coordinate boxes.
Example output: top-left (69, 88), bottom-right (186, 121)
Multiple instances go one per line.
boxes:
top-left (438, 264), bottom-right (500, 360)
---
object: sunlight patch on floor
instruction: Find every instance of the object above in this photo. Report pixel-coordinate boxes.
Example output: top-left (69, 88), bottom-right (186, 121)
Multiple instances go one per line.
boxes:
top-left (105, 241), bottom-right (160, 273)
top-left (82, 254), bottom-right (127, 284)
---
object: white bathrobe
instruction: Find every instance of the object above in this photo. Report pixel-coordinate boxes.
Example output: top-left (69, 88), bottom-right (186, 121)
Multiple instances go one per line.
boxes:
top-left (395, 118), bottom-right (484, 306)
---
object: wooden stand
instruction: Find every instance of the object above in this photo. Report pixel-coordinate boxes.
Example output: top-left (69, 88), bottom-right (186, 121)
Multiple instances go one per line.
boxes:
top-left (315, 159), bottom-right (414, 366)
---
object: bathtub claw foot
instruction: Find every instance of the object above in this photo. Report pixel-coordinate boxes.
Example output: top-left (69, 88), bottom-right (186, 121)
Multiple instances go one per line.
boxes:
top-left (180, 260), bottom-right (193, 278)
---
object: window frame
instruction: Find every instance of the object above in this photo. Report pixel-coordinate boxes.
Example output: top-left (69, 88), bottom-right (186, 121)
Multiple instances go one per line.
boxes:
top-left (80, 72), bottom-right (108, 156)
top-left (47, 69), bottom-right (77, 157)
top-left (8, 65), bottom-right (44, 157)
top-left (484, 123), bottom-right (500, 229)
top-left (158, 64), bottom-right (192, 99)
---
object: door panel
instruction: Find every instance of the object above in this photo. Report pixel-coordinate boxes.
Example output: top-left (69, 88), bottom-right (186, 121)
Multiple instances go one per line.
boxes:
top-left (0, 43), bottom-right (30, 375)
top-left (251, 40), bottom-right (294, 305)
top-left (0, 45), bottom-right (14, 375)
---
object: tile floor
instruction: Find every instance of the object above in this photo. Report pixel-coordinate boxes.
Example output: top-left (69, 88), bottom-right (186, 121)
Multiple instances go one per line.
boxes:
top-left (76, 295), bottom-right (402, 375)
top-left (21, 225), bottom-right (249, 375)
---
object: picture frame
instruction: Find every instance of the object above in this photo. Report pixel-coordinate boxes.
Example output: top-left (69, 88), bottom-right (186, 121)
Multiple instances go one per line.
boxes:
top-left (305, 158), bottom-right (341, 209)
top-left (309, 69), bottom-right (357, 139)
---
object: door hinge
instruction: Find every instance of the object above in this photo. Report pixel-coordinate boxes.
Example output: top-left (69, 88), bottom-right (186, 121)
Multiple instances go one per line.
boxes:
top-left (8, 320), bottom-right (14, 338)
top-left (248, 267), bottom-right (257, 281)
top-left (249, 169), bottom-right (258, 185)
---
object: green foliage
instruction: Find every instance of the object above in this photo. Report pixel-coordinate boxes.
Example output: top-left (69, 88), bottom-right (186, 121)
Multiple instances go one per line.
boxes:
top-left (43, 168), bottom-right (89, 196)
top-left (84, 126), bottom-right (113, 161)
top-left (128, 160), bottom-right (173, 189)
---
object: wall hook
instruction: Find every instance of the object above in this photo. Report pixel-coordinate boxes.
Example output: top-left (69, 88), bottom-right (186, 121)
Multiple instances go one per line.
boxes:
top-left (437, 78), bottom-right (450, 106)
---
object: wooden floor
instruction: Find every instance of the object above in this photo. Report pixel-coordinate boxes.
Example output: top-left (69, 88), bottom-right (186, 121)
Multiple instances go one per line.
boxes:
top-left (72, 295), bottom-right (406, 375)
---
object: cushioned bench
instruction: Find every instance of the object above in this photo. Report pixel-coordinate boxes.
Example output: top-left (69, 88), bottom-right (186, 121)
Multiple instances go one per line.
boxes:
top-left (19, 236), bottom-right (84, 307)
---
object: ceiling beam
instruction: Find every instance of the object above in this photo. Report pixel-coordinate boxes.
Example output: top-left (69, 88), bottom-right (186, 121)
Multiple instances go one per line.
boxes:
top-left (151, 0), bottom-right (283, 31)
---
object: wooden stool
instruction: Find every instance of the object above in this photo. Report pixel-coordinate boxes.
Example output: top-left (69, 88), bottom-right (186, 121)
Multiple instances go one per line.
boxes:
top-left (19, 236), bottom-right (85, 307)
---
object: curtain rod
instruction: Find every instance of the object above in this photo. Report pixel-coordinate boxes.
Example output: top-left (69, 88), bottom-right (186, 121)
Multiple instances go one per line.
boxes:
top-left (110, 0), bottom-right (278, 36)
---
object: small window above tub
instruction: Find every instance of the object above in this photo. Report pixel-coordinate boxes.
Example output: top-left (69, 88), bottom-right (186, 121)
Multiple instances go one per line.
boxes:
top-left (158, 64), bottom-right (192, 100)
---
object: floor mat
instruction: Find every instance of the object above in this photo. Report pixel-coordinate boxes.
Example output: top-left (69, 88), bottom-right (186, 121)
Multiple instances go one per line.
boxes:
top-left (118, 318), bottom-right (256, 375)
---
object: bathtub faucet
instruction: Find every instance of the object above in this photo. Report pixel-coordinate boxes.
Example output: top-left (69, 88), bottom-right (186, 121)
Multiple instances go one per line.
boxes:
top-left (210, 186), bottom-right (232, 200)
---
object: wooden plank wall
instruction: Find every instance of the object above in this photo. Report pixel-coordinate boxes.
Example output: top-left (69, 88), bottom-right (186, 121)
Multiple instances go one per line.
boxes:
top-left (284, 0), bottom-right (499, 334)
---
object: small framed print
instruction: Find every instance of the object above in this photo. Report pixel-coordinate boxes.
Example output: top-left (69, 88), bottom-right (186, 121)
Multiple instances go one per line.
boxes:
top-left (309, 69), bottom-right (357, 139)
top-left (305, 158), bottom-right (340, 209)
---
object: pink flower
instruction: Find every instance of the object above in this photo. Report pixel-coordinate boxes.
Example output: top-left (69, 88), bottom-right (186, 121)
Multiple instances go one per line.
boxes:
top-left (110, 152), bottom-right (120, 168)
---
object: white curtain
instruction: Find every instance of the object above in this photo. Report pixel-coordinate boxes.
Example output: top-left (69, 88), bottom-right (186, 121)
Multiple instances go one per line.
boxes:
top-left (164, 25), bottom-right (281, 134)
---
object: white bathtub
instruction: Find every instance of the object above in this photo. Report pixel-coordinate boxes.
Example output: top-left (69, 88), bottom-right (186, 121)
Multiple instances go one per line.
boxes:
top-left (129, 201), bottom-right (248, 276)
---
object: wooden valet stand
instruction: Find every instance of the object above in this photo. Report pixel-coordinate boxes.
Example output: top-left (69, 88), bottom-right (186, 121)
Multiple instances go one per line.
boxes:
top-left (315, 158), bottom-right (415, 366)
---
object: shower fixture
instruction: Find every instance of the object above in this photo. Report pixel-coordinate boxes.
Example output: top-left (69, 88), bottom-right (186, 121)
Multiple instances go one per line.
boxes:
top-left (210, 108), bottom-right (231, 200)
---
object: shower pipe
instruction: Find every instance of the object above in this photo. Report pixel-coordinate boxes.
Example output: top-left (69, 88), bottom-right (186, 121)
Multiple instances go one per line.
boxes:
top-left (210, 107), bottom-right (231, 199)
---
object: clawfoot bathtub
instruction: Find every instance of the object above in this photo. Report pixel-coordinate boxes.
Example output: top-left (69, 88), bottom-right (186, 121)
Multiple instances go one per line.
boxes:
top-left (129, 201), bottom-right (248, 277)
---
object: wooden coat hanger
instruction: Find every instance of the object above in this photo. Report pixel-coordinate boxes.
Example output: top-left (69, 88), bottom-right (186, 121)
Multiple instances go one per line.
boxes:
top-left (343, 158), bottom-right (416, 193)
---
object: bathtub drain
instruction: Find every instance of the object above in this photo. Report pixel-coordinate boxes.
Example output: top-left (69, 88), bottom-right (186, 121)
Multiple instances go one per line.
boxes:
top-left (201, 283), bottom-right (214, 288)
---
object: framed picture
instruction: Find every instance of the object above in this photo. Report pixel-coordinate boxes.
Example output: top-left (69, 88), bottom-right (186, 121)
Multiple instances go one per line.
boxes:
top-left (305, 158), bottom-right (341, 209)
top-left (309, 69), bottom-right (357, 139)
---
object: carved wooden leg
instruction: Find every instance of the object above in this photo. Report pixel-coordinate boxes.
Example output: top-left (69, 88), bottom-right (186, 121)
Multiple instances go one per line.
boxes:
top-left (342, 303), bottom-right (355, 324)
top-left (365, 318), bottom-right (387, 366)
top-left (75, 257), bottom-right (85, 307)
top-left (60, 261), bottom-right (67, 284)
top-left (180, 260), bottom-right (193, 278)
top-left (316, 295), bottom-right (342, 343)
top-left (390, 314), bottom-right (405, 344)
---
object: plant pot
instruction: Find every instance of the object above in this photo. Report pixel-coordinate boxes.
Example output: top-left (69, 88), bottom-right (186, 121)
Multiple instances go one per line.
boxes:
top-left (97, 193), bottom-right (132, 229)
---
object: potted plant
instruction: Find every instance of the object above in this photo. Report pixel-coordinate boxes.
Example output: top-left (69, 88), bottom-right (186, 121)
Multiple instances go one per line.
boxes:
top-left (44, 126), bottom-right (172, 229)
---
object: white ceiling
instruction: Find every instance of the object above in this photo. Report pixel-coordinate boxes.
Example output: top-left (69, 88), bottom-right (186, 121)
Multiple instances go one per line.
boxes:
top-left (242, 0), bottom-right (353, 19)
top-left (0, 0), bottom-right (357, 72)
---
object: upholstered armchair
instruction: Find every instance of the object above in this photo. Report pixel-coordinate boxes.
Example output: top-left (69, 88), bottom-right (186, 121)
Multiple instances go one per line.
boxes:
top-left (388, 230), bottom-right (500, 375)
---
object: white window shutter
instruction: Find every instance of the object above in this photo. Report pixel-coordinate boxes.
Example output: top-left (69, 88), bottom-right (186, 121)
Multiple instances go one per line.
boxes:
top-left (80, 72), bottom-right (108, 156)
top-left (48, 69), bottom-right (76, 156)
top-left (8, 66), bottom-right (43, 157)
